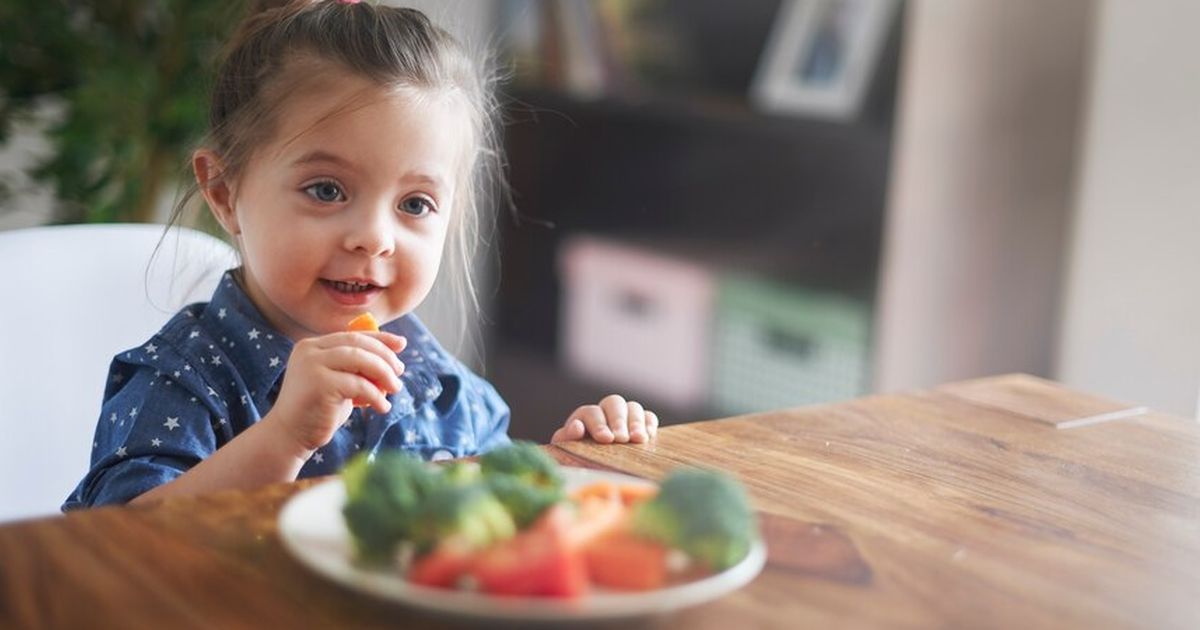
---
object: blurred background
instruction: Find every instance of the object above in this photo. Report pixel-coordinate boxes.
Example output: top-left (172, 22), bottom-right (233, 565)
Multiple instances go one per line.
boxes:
top-left (2, 1), bottom-right (1198, 441)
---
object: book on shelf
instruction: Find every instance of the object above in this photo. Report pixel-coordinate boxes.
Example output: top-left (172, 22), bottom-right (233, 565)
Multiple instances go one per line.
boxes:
top-left (496, 0), bottom-right (627, 99)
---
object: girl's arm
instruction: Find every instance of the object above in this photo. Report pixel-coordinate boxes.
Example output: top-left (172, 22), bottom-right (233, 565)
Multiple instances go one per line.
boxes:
top-left (129, 413), bottom-right (308, 504)
top-left (132, 330), bottom-right (407, 505)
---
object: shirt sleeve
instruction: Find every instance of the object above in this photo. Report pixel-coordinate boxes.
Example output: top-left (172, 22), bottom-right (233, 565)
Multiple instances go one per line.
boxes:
top-left (63, 358), bottom-right (220, 510)
top-left (464, 371), bottom-right (512, 453)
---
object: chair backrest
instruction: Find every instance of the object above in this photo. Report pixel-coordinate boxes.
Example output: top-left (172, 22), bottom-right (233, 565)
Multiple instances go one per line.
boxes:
top-left (0, 223), bottom-right (237, 522)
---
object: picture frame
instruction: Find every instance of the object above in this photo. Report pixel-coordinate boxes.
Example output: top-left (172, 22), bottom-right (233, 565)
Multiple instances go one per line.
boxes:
top-left (751, 0), bottom-right (899, 120)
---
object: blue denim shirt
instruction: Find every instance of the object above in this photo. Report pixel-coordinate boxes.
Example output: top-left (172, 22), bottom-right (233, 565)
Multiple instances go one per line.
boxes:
top-left (64, 271), bottom-right (510, 510)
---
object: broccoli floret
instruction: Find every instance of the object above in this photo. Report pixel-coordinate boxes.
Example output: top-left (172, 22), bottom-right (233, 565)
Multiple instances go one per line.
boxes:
top-left (485, 474), bottom-right (565, 527)
top-left (341, 452), bottom-right (440, 563)
top-left (479, 441), bottom-right (563, 490)
top-left (408, 483), bottom-right (517, 553)
top-left (442, 460), bottom-right (482, 486)
top-left (631, 469), bottom-right (758, 570)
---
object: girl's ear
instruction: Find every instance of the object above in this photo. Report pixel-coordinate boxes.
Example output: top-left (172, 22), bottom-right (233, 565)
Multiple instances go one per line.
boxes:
top-left (193, 149), bottom-right (240, 237)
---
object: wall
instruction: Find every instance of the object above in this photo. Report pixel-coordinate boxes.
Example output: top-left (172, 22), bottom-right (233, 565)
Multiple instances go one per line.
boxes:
top-left (874, 1), bottom-right (1094, 392)
top-left (1056, 1), bottom-right (1200, 418)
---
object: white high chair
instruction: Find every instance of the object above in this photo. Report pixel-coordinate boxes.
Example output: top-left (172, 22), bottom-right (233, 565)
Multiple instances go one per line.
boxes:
top-left (0, 223), bottom-right (237, 522)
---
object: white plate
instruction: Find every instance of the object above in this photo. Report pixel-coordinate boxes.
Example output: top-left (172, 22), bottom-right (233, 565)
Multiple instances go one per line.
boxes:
top-left (278, 466), bottom-right (767, 623)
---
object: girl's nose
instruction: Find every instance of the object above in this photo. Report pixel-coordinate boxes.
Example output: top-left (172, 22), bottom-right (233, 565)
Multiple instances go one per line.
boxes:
top-left (344, 202), bottom-right (395, 257)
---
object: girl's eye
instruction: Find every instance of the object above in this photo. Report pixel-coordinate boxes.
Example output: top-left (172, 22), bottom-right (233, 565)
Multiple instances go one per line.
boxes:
top-left (399, 196), bottom-right (435, 217)
top-left (304, 181), bottom-right (345, 203)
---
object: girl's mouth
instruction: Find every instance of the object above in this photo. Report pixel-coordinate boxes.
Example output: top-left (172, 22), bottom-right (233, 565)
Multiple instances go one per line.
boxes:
top-left (321, 278), bottom-right (383, 305)
top-left (328, 280), bottom-right (376, 293)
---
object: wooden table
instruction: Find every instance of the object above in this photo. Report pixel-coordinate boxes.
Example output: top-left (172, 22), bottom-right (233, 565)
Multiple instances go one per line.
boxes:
top-left (2, 374), bottom-right (1198, 629)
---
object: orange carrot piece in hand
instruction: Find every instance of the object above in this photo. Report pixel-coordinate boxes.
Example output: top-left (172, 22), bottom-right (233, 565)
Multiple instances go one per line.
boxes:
top-left (346, 312), bottom-right (380, 332)
top-left (346, 313), bottom-right (383, 408)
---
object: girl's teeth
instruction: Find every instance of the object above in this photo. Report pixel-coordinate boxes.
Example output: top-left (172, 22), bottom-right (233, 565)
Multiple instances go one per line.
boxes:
top-left (333, 281), bottom-right (372, 293)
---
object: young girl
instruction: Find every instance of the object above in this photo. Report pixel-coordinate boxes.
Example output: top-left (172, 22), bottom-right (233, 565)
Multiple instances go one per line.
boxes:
top-left (65, 0), bottom-right (656, 510)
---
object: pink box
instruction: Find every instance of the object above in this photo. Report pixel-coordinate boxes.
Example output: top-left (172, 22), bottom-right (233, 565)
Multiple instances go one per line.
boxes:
top-left (558, 235), bottom-right (715, 411)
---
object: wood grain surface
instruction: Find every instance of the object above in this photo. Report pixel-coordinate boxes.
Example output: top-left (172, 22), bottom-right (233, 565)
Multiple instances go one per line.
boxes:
top-left (1, 374), bottom-right (1197, 629)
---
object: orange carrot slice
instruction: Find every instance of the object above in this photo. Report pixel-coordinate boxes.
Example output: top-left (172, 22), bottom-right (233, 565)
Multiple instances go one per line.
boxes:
top-left (346, 312), bottom-right (380, 332)
top-left (584, 528), bottom-right (669, 590)
top-left (617, 484), bottom-right (658, 507)
top-left (346, 313), bottom-right (383, 408)
top-left (571, 481), bottom-right (658, 507)
top-left (570, 481), bottom-right (618, 503)
top-left (564, 493), bottom-right (628, 551)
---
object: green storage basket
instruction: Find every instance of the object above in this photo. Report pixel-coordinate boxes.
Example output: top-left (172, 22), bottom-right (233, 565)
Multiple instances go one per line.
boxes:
top-left (711, 275), bottom-right (870, 415)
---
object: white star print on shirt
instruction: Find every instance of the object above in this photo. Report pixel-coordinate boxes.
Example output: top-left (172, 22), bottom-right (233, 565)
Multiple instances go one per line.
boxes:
top-left (218, 308), bottom-right (227, 319)
top-left (129, 407), bottom-right (138, 418)
top-left (115, 446), bottom-right (127, 458)
top-left (68, 270), bottom-right (517, 513)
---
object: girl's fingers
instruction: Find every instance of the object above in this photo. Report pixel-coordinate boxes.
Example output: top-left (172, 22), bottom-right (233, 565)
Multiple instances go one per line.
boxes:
top-left (599, 394), bottom-right (629, 442)
top-left (365, 331), bottom-right (407, 353)
top-left (322, 346), bottom-right (403, 394)
top-left (645, 410), bottom-right (659, 439)
top-left (550, 418), bottom-right (586, 443)
top-left (330, 369), bottom-right (392, 414)
top-left (571, 404), bottom-right (613, 444)
top-left (626, 401), bottom-right (647, 443)
top-left (313, 332), bottom-right (406, 375)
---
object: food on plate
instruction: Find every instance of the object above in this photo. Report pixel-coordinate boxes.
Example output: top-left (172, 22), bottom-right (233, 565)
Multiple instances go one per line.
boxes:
top-left (338, 442), bottom-right (759, 599)
top-left (630, 469), bottom-right (757, 571)
top-left (479, 440), bottom-right (564, 489)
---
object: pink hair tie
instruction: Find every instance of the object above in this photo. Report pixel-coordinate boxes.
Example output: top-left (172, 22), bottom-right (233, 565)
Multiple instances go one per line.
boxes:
top-left (336, 0), bottom-right (361, 4)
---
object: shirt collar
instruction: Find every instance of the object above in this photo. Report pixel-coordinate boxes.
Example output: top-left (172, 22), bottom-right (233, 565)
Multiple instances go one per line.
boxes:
top-left (202, 271), bottom-right (293, 410)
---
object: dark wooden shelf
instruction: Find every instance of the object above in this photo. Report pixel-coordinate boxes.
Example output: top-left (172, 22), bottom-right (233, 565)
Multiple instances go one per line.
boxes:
top-left (484, 1), bottom-right (906, 424)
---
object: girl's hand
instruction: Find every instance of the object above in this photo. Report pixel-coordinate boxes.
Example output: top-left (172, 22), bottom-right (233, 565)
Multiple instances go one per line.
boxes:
top-left (264, 331), bottom-right (406, 457)
top-left (550, 394), bottom-right (659, 444)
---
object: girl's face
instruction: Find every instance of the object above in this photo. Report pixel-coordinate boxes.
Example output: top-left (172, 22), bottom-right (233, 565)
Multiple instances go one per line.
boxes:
top-left (204, 74), bottom-right (470, 340)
